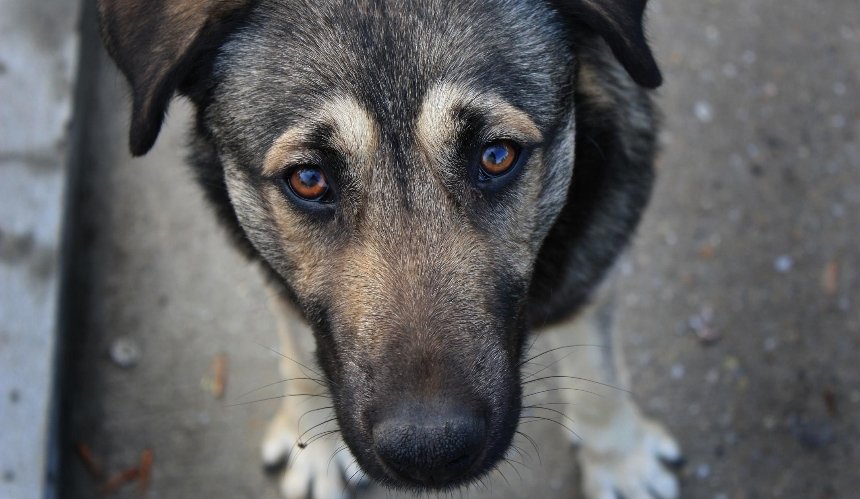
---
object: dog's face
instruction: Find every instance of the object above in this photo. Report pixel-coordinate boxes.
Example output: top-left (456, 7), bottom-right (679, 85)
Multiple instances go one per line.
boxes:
top-left (99, 0), bottom-right (660, 490)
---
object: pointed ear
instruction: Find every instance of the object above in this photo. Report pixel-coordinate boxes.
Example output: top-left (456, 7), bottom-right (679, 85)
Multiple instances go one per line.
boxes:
top-left (554, 0), bottom-right (662, 88)
top-left (97, 0), bottom-right (253, 156)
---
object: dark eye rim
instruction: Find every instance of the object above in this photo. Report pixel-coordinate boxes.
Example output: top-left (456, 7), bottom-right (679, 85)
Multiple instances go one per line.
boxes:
top-left (278, 164), bottom-right (338, 211)
top-left (474, 140), bottom-right (531, 191)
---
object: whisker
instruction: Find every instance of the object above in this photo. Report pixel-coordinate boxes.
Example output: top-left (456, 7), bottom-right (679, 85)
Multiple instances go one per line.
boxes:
top-left (520, 415), bottom-right (582, 441)
top-left (253, 341), bottom-right (324, 378)
top-left (302, 429), bottom-right (340, 448)
top-left (297, 406), bottom-right (334, 430)
top-left (524, 405), bottom-right (578, 428)
top-left (507, 443), bottom-right (532, 464)
top-left (224, 393), bottom-right (329, 408)
top-left (296, 418), bottom-right (338, 445)
top-left (522, 375), bottom-right (629, 394)
top-left (327, 444), bottom-right (348, 474)
top-left (233, 377), bottom-right (326, 401)
top-left (518, 344), bottom-right (606, 367)
top-left (515, 430), bottom-right (542, 464)
top-left (493, 464), bottom-right (512, 487)
top-left (341, 460), bottom-right (357, 499)
top-left (503, 458), bottom-right (525, 481)
top-left (522, 350), bottom-right (579, 381)
top-left (523, 386), bottom-right (603, 399)
top-left (346, 466), bottom-right (365, 490)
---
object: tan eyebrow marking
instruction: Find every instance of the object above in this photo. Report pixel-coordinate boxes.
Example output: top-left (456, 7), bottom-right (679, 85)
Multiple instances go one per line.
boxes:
top-left (416, 82), bottom-right (543, 157)
top-left (262, 95), bottom-right (378, 177)
top-left (263, 126), bottom-right (312, 177)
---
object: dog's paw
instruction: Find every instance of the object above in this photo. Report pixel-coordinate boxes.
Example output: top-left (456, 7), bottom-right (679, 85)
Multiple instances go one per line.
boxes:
top-left (262, 408), bottom-right (367, 499)
top-left (579, 418), bottom-right (682, 499)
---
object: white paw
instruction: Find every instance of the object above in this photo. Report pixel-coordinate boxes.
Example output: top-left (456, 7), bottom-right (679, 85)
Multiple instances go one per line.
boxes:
top-left (262, 408), bottom-right (368, 499)
top-left (579, 418), bottom-right (682, 499)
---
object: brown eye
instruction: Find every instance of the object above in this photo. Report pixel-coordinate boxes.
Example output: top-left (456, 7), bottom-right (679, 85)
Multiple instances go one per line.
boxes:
top-left (479, 141), bottom-right (519, 177)
top-left (288, 166), bottom-right (330, 201)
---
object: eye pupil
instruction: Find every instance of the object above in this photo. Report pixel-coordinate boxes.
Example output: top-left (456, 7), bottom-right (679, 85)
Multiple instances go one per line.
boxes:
top-left (479, 141), bottom-right (518, 176)
top-left (288, 166), bottom-right (329, 201)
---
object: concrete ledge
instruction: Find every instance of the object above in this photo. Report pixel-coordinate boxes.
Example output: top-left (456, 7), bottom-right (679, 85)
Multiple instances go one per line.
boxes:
top-left (0, 1), bottom-right (82, 498)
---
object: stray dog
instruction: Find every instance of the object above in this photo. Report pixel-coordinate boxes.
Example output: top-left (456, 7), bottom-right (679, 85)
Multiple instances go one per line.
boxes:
top-left (98, 0), bottom-right (682, 497)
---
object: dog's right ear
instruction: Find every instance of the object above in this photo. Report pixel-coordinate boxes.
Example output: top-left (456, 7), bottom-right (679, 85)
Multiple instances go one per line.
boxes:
top-left (98, 0), bottom-right (253, 156)
top-left (552, 0), bottom-right (662, 88)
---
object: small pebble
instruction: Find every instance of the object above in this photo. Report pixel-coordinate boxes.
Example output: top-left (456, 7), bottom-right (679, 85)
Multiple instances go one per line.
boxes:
top-left (741, 50), bottom-right (757, 64)
top-left (705, 26), bottom-right (720, 44)
top-left (723, 356), bottom-right (740, 372)
top-left (763, 337), bottom-right (778, 352)
top-left (763, 416), bottom-right (777, 430)
top-left (694, 101), bottom-right (714, 123)
top-left (831, 203), bottom-right (845, 218)
top-left (9, 389), bottom-right (20, 403)
top-left (790, 418), bottom-right (835, 450)
top-left (197, 411), bottom-right (211, 426)
top-left (2, 469), bottom-right (14, 483)
top-left (849, 390), bottom-right (860, 404)
top-left (109, 337), bottom-right (141, 368)
top-left (688, 403), bottom-right (701, 416)
top-left (714, 493), bottom-right (729, 499)
top-left (763, 82), bottom-right (779, 98)
top-left (774, 255), bottom-right (793, 273)
top-left (706, 368), bottom-right (720, 384)
top-left (833, 82), bottom-right (847, 95)
top-left (746, 142), bottom-right (761, 158)
top-left (671, 364), bottom-right (686, 380)
top-left (695, 463), bottom-right (711, 479)
top-left (830, 114), bottom-right (846, 129)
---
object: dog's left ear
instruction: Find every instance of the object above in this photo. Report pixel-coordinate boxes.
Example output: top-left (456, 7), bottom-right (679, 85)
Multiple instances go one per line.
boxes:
top-left (553, 0), bottom-right (662, 88)
top-left (98, 0), bottom-right (253, 156)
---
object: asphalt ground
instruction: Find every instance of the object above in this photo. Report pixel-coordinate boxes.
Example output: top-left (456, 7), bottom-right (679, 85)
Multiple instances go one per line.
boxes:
top-left (60, 0), bottom-right (860, 497)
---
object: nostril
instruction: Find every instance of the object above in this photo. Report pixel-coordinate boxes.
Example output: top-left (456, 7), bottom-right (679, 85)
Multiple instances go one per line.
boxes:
top-left (372, 405), bottom-right (487, 485)
top-left (446, 452), bottom-right (471, 469)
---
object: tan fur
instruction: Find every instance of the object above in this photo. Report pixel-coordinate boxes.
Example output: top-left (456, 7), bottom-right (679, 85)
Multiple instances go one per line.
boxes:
top-left (416, 82), bottom-right (543, 161)
top-left (578, 63), bottom-right (617, 109)
top-left (263, 95), bottom-right (378, 177)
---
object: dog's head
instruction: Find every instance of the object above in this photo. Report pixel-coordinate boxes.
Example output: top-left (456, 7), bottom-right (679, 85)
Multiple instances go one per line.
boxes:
top-left (99, 0), bottom-right (659, 489)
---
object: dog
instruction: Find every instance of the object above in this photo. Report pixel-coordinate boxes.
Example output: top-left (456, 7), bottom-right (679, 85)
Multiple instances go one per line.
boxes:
top-left (97, 0), bottom-right (682, 497)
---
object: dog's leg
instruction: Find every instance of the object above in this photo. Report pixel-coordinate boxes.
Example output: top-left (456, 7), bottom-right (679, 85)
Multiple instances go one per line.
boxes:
top-left (526, 278), bottom-right (682, 499)
top-left (261, 287), bottom-right (361, 499)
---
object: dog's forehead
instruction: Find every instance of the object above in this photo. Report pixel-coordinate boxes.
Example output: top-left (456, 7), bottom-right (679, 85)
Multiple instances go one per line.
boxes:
top-left (215, 0), bottom-right (571, 163)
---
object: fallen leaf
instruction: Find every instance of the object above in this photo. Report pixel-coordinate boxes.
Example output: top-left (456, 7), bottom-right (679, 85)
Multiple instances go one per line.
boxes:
top-left (821, 260), bottom-right (838, 295)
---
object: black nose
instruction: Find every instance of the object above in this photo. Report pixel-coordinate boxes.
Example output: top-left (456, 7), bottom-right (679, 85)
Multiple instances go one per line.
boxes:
top-left (372, 401), bottom-right (487, 485)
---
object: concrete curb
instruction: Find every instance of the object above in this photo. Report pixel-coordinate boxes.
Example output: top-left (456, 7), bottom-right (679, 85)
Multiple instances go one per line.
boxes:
top-left (0, 1), bottom-right (83, 497)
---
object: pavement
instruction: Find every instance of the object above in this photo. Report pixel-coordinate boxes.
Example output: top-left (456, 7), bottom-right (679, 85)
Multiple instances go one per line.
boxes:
top-left (57, 0), bottom-right (859, 498)
top-left (0, 1), bottom-right (81, 498)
